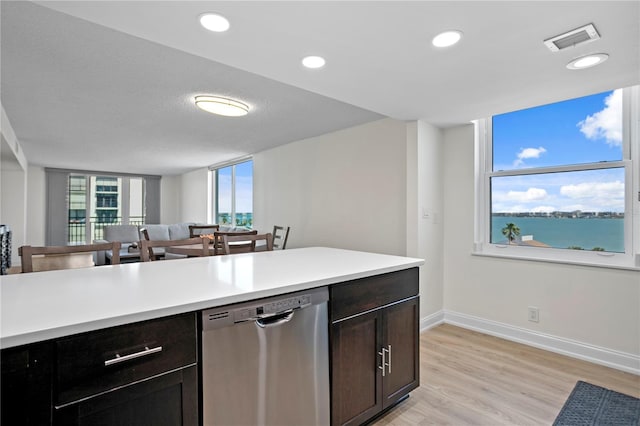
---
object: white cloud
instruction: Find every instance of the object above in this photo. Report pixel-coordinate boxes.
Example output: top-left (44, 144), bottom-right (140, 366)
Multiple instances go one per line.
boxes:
top-left (513, 146), bottom-right (546, 167)
top-left (577, 89), bottom-right (623, 146)
top-left (559, 181), bottom-right (625, 211)
top-left (560, 181), bottom-right (624, 199)
top-left (530, 205), bottom-right (556, 213)
top-left (506, 187), bottom-right (548, 202)
top-left (559, 204), bottom-right (587, 212)
top-left (492, 204), bottom-right (528, 213)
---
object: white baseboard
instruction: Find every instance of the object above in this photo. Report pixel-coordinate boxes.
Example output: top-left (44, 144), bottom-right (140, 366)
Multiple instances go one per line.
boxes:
top-left (420, 309), bottom-right (640, 375)
top-left (420, 310), bottom-right (445, 331)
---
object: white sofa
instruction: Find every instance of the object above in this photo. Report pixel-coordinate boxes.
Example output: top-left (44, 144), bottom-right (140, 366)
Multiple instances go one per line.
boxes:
top-left (96, 224), bottom-right (143, 265)
top-left (95, 223), bottom-right (246, 264)
top-left (96, 223), bottom-right (197, 264)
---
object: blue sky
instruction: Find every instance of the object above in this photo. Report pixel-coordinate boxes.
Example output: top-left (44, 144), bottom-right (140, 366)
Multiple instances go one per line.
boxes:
top-left (491, 89), bottom-right (625, 213)
top-left (217, 160), bottom-right (253, 214)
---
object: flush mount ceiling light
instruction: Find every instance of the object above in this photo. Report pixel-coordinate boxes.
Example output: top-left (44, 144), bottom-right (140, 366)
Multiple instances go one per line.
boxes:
top-left (302, 56), bottom-right (326, 69)
top-left (194, 96), bottom-right (249, 117)
top-left (199, 13), bottom-right (230, 32)
top-left (566, 53), bottom-right (609, 70)
top-left (432, 30), bottom-right (463, 48)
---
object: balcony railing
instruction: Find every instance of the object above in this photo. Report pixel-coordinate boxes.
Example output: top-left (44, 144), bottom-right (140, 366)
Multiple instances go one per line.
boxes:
top-left (68, 216), bottom-right (145, 244)
top-left (217, 212), bottom-right (253, 229)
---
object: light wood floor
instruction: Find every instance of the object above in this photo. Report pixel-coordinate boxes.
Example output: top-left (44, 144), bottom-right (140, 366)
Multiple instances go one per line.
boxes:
top-left (372, 324), bottom-right (640, 425)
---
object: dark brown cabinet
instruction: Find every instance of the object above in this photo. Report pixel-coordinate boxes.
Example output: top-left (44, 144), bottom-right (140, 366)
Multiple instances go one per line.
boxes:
top-left (330, 268), bottom-right (420, 426)
top-left (52, 312), bottom-right (198, 426)
top-left (1, 312), bottom-right (198, 426)
top-left (54, 366), bottom-right (197, 426)
top-left (1, 341), bottom-right (53, 425)
top-left (2, 266), bottom-right (419, 426)
top-left (381, 297), bottom-right (420, 408)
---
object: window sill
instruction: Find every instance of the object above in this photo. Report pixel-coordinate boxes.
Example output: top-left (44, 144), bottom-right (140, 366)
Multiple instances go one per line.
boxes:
top-left (471, 250), bottom-right (640, 272)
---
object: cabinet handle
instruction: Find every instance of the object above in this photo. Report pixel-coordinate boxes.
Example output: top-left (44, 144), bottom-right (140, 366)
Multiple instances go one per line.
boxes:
top-left (379, 346), bottom-right (392, 376)
top-left (387, 344), bottom-right (392, 375)
top-left (104, 345), bottom-right (163, 366)
top-left (378, 348), bottom-right (386, 377)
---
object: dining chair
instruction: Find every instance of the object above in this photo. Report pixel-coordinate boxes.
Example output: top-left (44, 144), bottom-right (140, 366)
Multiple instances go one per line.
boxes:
top-left (221, 233), bottom-right (273, 255)
top-left (18, 242), bottom-right (122, 273)
top-left (189, 224), bottom-right (220, 238)
top-left (139, 237), bottom-right (210, 261)
top-left (212, 230), bottom-right (257, 255)
top-left (272, 225), bottom-right (290, 250)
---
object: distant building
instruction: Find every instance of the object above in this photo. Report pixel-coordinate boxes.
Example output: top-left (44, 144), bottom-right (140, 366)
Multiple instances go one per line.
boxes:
top-left (67, 174), bottom-right (144, 244)
top-left (517, 235), bottom-right (550, 248)
top-left (497, 234), bottom-right (550, 248)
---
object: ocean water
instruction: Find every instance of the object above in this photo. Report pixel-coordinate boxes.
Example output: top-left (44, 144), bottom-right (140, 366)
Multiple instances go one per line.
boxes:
top-left (491, 216), bottom-right (624, 252)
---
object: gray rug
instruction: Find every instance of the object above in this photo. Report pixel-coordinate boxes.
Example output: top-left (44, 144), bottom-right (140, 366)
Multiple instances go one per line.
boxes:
top-left (554, 381), bottom-right (640, 426)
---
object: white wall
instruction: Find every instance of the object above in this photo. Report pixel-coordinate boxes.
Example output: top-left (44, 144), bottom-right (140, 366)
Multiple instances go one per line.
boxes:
top-left (406, 121), bottom-right (445, 319)
top-left (443, 124), bottom-right (640, 360)
top-left (160, 175), bottom-right (180, 224)
top-left (160, 168), bottom-right (210, 224)
top-left (0, 160), bottom-right (27, 263)
top-left (179, 168), bottom-right (209, 223)
top-left (253, 118), bottom-right (407, 255)
top-left (1, 105), bottom-right (27, 170)
top-left (1, 106), bottom-right (29, 264)
top-left (26, 166), bottom-right (46, 246)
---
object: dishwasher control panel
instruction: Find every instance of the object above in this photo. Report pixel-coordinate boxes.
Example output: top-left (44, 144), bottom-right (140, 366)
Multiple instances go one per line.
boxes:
top-left (202, 288), bottom-right (327, 330)
top-left (259, 295), bottom-right (311, 315)
top-left (234, 294), bottom-right (311, 322)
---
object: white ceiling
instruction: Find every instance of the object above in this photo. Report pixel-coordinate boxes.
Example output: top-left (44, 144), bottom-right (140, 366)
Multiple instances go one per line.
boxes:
top-left (2, 1), bottom-right (639, 176)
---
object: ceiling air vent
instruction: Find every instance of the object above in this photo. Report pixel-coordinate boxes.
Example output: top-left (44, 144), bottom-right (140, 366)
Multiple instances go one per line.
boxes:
top-left (544, 23), bottom-right (600, 52)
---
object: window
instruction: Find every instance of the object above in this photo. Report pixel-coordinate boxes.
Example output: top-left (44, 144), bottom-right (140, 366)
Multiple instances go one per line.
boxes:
top-left (211, 158), bottom-right (253, 229)
top-left (68, 175), bottom-right (87, 224)
top-left (67, 174), bottom-right (147, 244)
top-left (475, 86), bottom-right (639, 269)
top-left (46, 169), bottom-right (160, 246)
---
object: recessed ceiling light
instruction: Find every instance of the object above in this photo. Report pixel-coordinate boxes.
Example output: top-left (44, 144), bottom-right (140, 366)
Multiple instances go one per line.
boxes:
top-left (432, 30), bottom-right (463, 48)
top-left (195, 96), bottom-right (249, 117)
top-left (566, 53), bottom-right (609, 70)
top-left (302, 56), bottom-right (326, 69)
top-left (199, 13), bottom-right (230, 32)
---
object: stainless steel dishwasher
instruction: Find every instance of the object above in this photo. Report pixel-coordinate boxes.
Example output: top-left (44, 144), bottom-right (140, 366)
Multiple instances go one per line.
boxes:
top-left (201, 286), bottom-right (329, 426)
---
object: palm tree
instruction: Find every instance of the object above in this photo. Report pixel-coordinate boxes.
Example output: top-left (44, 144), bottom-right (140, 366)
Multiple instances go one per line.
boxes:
top-left (501, 222), bottom-right (521, 244)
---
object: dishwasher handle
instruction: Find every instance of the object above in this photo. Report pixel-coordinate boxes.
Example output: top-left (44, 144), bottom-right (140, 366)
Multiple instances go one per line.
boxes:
top-left (255, 309), bottom-right (295, 328)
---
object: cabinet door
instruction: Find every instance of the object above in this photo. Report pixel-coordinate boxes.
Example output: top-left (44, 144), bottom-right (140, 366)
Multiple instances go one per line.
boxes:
top-left (382, 297), bottom-right (420, 409)
top-left (1, 342), bottom-right (53, 426)
top-left (54, 366), bottom-right (197, 426)
top-left (331, 310), bottom-right (383, 426)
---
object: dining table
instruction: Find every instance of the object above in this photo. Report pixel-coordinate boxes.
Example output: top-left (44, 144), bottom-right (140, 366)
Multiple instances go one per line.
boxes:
top-left (165, 231), bottom-right (265, 257)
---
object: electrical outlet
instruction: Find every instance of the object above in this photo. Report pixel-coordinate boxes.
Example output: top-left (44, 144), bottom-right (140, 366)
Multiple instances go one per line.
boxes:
top-left (528, 306), bottom-right (539, 323)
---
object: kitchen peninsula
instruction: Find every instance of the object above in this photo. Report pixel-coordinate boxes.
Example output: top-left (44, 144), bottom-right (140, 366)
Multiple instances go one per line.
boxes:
top-left (1, 247), bottom-right (423, 425)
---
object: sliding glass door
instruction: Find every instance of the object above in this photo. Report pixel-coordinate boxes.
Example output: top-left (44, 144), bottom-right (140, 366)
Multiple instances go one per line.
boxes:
top-left (67, 174), bottom-right (146, 244)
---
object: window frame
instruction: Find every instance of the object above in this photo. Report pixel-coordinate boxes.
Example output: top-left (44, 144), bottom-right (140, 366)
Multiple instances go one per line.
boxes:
top-left (66, 173), bottom-right (148, 244)
top-left (474, 86), bottom-right (639, 270)
top-left (209, 156), bottom-right (253, 229)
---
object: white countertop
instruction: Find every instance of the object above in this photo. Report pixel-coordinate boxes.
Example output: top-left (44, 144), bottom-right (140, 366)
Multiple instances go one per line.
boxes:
top-left (0, 247), bottom-right (423, 349)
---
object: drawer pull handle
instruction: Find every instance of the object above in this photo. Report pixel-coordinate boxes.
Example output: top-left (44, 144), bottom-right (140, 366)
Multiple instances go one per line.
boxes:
top-left (104, 346), bottom-right (163, 366)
